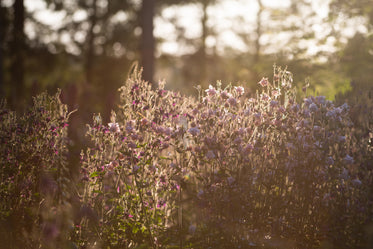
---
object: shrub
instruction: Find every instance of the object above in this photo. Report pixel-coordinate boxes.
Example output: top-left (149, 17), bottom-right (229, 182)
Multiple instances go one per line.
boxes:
top-left (77, 66), bottom-right (372, 248)
top-left (1, 66), bottom-right (371, 249)
top-left (0, 91), bottom-right (73, 249)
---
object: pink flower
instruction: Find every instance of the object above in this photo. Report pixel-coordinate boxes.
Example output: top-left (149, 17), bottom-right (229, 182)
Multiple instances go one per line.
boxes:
top-left (258, 77), bottom-right (269, 87)
top-left (108, 122), bottom-right (120, 133)
top-left (272, 89), bottom-right (281, 98)
top-left (234, 86), bottom-right (245, 95)
top-left (260, 93), bottom-right (270, 102)
top-left (227, 97), bottom-right (237, 106)
top-left (220, 90), bottom-right (231, 99)
top-left (205, 85), bottom-right (217, 96)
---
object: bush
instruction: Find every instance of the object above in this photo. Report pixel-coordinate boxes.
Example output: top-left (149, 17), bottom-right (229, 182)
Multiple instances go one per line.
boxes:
top-left (0, 91), bottom-right (73, 249)
top-left (1, 67), bottom-right (372, 249)
top-left (76, 67), bottom-right (372, 248)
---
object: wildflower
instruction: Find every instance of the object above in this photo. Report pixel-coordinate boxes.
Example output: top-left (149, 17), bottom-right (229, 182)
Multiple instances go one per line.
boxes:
top-left (316, 96), bottom-right (326, 105)
top-left (205, 85), bottom-right (217, 96)
top-left (258, 77), bottom-right (269, 87)
top-left (206, 150), bottom-right (216, 159)
top-left (326, 156), bottom-right (334, 166)
top-left (108, 122), bottom-right (120, 133)
top-left (233, 137), bottom-right (242, 145)
top-left (309, 103), bottom-right (318, 112)
top-left (248, 98), bottom-right (256, 103)
top-left (197, 189), bottom-right (204, 198)
top-left (340, 168), bottom-right (349, 180)
top-left (189, 224), bottom-right (197, 234)
top-left (326, 110), bottom-right (336, 119)
top-left (244, 108), bottom-right (251, 116)
top-left (272, 89), bottom-right (281, 99)
top-left (220, 90), bottom-right (231, 99)
top-left (242, 144), bottom-right (253, 154)
top-left (157, 199), bottom-right (166, 208)
top-left (225, 177), bottom-right (234, 186)
top-left (344, 154), bottom-right (354, 164)
top-left (125, 121), bottom-right (134, 133)
top-left (227, 97), bottom-right (237, 106)
top-left (132, 165), bottom-right (140, 173)
top-left (260, 93), bottom-right (270, 101)
top-left (313, 125), bottom-right (321, 131)
top-left (234, 86), bottom-right (245, 95)
top-left (270, 100), bottom-right (278, 108)
top-left (141, 118), bottom-right (149, 126)
top-left (188, 127), bottom-right (200, 136)
top-left (341, 103), bottom-right (350, 112)
top-left (352, 178), bottom-right (362, 186)
top-left (338, 136), bottom-right (346, 143)
top-left (254, 112), bottom-right (261, 120)
top-left (304, 97), bottom-right (313, 106)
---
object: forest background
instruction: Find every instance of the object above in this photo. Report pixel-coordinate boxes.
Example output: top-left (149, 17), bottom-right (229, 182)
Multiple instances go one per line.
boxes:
top-left (0, 0), bottom-right (372, 159)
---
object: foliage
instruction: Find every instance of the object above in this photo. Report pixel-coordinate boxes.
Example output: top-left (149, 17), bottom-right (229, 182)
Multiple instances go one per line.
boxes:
top-left (74, 66), bottom-right (372, 248)
top-left (0, 91), bottom-right (73, 249)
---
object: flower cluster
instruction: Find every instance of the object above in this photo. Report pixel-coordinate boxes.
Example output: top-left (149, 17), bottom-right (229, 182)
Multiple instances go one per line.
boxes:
top-left (2, 66), bottom-right (372, 249)
top-left (0, 91), bottom-right (72, 248)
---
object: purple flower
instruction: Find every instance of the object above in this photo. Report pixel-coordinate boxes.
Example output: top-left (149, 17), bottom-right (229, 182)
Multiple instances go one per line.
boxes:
top-left (157, 199), bottom-right (166, 208)
top-left (227, 97), bottom-right (237, 106)
top-left (325, 156), bottom-right (334, 166)
top-left (220, 90), bottom-right (231, 99)
top-left (309, 103), bottom-right (318, 112)
top-left (352, 178), bottom-right (362, 186)
top-left (108, 122), bottom-right (120, 133)
top-left (316, 96), bottom-right (326, 105)
top-left (189, 224), bottom-right (197, 234)
top-left (270, 100), bottom-right (278, 108)
top-left (227, 176), bottom-right (235, 185)
top-left (132, 165), bottom-right (140, 173)
top-left (188, 127), bottom-right (200, 136)
top-left (205, 85), bottom-right (217, 96)
top-left (344, 155), bottom-right (354, 165)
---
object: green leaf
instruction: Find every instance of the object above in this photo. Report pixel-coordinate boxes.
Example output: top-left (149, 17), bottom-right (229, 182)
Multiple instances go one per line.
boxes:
top-left (90, 171), bottom-right (99, 177)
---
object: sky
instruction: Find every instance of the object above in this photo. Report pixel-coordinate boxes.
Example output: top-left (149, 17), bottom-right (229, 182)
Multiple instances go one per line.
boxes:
top-left (11, 0), bottom-right (369, 58)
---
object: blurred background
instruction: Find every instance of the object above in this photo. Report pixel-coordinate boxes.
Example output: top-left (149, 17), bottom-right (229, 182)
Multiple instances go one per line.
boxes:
top-left (0, 0), bottom-right (372, 126)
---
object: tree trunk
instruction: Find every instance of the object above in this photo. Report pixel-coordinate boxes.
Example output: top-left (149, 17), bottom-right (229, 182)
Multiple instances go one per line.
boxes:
top-left (10, 0), bottom-right (24, 107)
top-left (140, 0), bottom-right (155, 85)
top-left (86, 0), bottom-right (97, 84)
top-left (0, 3), bottom-right (5, 98)
top-left (254, 0), bottom-right (263, 65)
top-left (200, 0), bottom-right (208, 85)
